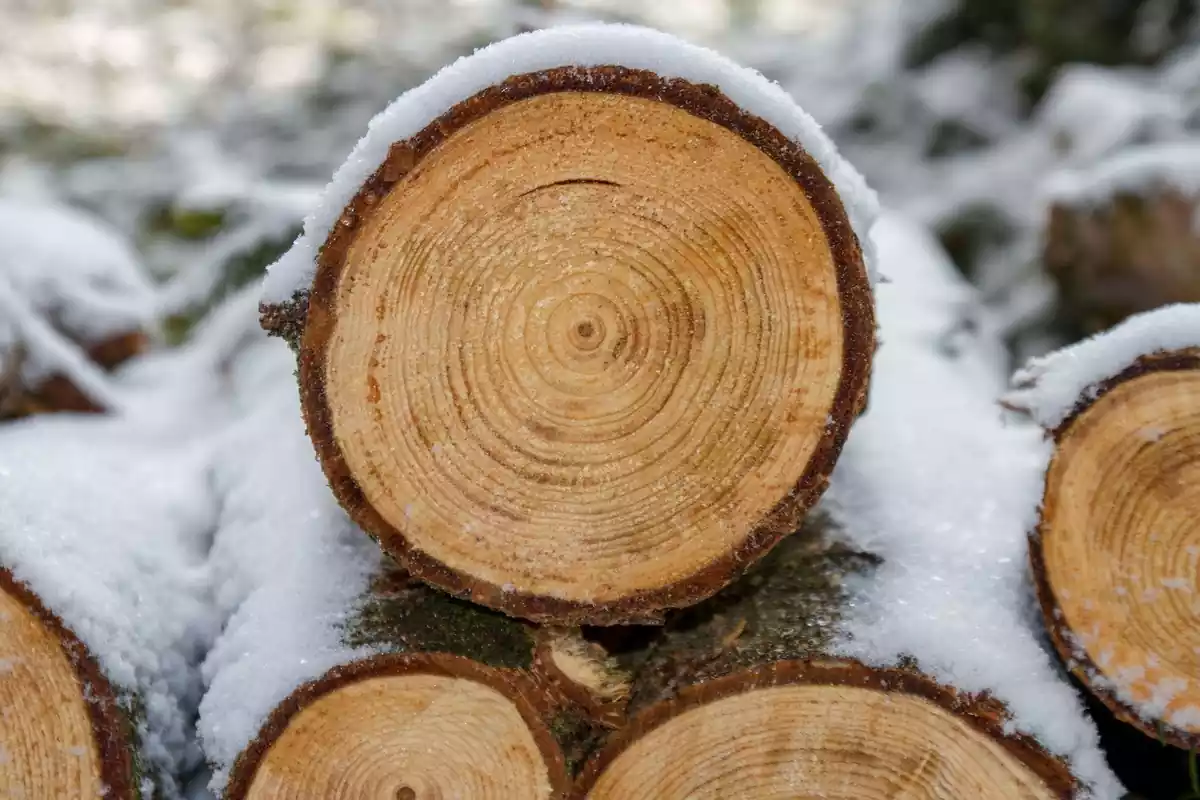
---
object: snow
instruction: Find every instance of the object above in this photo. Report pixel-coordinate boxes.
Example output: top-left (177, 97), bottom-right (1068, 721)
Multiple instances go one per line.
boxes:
top-left (825, 212), bottom-right (1122, 798)
top-left (197, 347), bottom-right (381, 795)
top-left (0, 201), bottom-right (155, 394)
top-left (0, 200), bottom-right (154, 342)
top-left (1045, 142), bottom-right (1200, 208)
top-left (261, 22), bottom-right (880, 305)
top-left (1005, 304), bottom-right (1200, 431)
top-left (0, 414), bottom-right (220, 799)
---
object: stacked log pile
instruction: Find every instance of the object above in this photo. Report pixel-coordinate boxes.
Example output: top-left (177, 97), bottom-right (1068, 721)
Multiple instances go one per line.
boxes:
top-left (13, 22), bottom-right (1192, 800)
top-left (197, 25), bottom-right (1125, 800)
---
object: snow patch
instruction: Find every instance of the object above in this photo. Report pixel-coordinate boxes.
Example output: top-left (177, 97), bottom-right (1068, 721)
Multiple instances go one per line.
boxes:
top-left (261, 22), bottom-right (879, 305)
top-left (198, 349), bottom-right (381, 795)
top-left (1005, 303), bottom-right (1200, 431)
top-left (0, 415), bottom-right (220, 798)
top-left (826, 212), bottom-right (1122, 798)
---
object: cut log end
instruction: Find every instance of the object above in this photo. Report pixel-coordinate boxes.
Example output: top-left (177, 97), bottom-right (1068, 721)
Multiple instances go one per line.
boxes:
top-left (226, 654), bottom-right (569, 800)
top-left (576, 660), bottom-right (1075, 800)
top-left (299, 67), bottom-right (874, 624)
top-left (0, 570), bottom-right (133, 799)
top-left (1035, 351), bottom-right (1200, 748)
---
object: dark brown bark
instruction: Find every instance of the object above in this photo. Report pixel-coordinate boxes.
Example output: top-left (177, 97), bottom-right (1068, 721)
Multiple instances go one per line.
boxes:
top-left (1044, 191), bottom-right (1200, 336)
top-left (263, 64), bottom-right (875, 626)
top-left (0, 568), bottom-right (136, 799)
top-left (0, 330), bottom-right (146, 419)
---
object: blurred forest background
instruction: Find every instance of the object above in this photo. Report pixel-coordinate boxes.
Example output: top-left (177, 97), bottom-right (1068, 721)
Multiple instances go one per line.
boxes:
top-left (1, 1), bottom-right (1198, 796)
top-left (2, 0), bottom-right (1198, 364)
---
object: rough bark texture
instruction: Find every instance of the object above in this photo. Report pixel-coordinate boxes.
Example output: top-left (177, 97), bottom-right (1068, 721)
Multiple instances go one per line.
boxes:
top-left (225, 561), bottom-right (629, 798)
top-left (1031, 348), bottom-right (1200, 752)
top-left (0, 330), bottom-right (146, 419)
top-left (573, 518), bottom-right (1080, 798)
top-left (1044, 191), bottom-right (1200, 336)
top-left (0, 568), bottom-right (137, 799)
top-left (264, 64), bottom-right (875, 626)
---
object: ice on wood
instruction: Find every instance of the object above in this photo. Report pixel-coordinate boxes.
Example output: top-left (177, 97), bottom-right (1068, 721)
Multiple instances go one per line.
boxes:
top-left (197, 344), bottom-right (381, 795)
top-left (0, 414), bottom-right (219, 798)
top-left (825, 212), bottom-right (1123, 798)
top-left (261, 22), bottom-right (880, 305)
top-left (1006, 303), bottom-right (1200, 431)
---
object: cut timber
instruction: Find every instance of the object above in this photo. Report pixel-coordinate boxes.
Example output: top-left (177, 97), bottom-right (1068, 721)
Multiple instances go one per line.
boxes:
top-left (575, 525), bottom-right (1079, 799)
top-left (280, 65), bottom-right (874, 624)
top-left (224, 565), bottom-right (629, 799)
top-left (1044, 191), bottom-right (1200, 335)
top-left (1032, 348), bottom-right (1200, 749)
top-left (227, 654), bottom-right (567, 800)
top-left (1042, 145), bottom-right (1200, 335)
top-left (0, 569), bottom-right (133, 799)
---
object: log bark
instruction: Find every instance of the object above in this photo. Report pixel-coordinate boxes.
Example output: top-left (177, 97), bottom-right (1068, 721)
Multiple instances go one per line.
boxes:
top-left (262, 64), bottom-right (875, 625)
top-left (1031, 348), bottom-right (1200, 750)
top-left (0, 568), bottom-right (136, 799)
top-left (1044, 190), bottom-right (1200, 336)
top-left (224, 562), bottom-right (630, 799)
top-left (0, 330), bottom-right (146, 419)
top-left (573, 521), bottom-right (1081, 799)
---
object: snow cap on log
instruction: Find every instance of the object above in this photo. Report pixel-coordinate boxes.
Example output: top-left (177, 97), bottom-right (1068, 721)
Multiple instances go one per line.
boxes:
top-left (261, 22), bottom-right (880, 306)
top-left (1043, 143), bottom-right (1200, 210)
top-left (1005, 303), bottom-right (1200, 430)
top-left (821, 213), bottom-right (1122, 797)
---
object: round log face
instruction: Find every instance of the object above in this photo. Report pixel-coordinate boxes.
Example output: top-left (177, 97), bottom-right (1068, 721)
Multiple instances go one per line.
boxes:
top-left (1037, 363), bottom-right (1200, 745)
top-left (229, 655), bottom-right (568, 800)
top-left (302, 68), bottom-right (873, 623)
top-left (0, 576), bottom-right (130, 799)
top-left (577, 662), bottom-right (1071, 799)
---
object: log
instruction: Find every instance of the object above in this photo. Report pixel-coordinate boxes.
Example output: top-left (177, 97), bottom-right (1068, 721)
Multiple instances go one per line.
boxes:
top-left (0, 568), bottom-right (135, 799)
top-left (0, 331), bottom-right (147, 417)
top-left (1007, 306), bottom-right (1200, 750)
top-left (204, 378), bottom-right (628, 799)
top-left (1042, 145), bottom-right (1200, 335)
top-left (260, 25), bottom-right (877, 625)
top-left (573, 524), bottom-right (1080, 799)
top-left (222, 565), bottom-right (628, 800)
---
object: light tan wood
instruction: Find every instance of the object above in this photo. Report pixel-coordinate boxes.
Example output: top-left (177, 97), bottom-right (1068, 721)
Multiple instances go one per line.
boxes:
top-left (1041, 369), bottom-right (1200, 731)
top-left (545, 632), bottom-right (628, 707)
top-left (324, 90), bottom-right (843, 604)
top-left (0, 585), bottom-right (105, 798)
top-left (585, 683), bottom-right (1058, 799)
top-left (245, 674), bottom-right (555, 800)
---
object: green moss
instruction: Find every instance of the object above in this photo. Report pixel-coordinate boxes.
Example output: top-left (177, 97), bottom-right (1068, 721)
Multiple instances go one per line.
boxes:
top-left (144, 205), bottom-right (227, 241)
top-left (548, 708), bottom-right (607, 776)
top-left (343, 574), bottom-right (536, 671)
